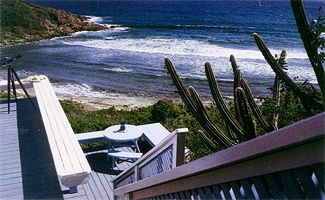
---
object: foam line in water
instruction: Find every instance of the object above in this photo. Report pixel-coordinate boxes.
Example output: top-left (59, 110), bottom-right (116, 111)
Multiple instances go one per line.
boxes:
top-left (53, 83), bottom-right (119, 99)
top-left (63, 38), bottom-right (308, 60)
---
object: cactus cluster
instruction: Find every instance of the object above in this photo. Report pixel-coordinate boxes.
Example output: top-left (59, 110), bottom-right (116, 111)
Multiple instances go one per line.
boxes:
top-left (165, 55), bottom-right (274, 149)
top-left (164, 0), bottom-right (324, 150)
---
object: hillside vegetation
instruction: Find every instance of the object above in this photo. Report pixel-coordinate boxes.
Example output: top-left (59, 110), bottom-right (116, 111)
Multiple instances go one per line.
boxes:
top-left (0, 0), bottom-right (106, 46)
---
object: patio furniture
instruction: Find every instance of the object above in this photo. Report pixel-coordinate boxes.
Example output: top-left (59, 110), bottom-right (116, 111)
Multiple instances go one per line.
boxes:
top-left (104, 124), bottom-right (143, 167)
top-left (104, 124), bottom-right (142, 152)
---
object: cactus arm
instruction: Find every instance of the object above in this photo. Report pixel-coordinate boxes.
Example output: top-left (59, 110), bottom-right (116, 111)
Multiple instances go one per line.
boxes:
top-left (197, 130), bottom-right (219, 152)
top-left (290, 0), bottom-right (325, 100)
top-left (273, 50), bottom-right (287, 129)
top-left (235, 87), bottom-right (257, 139)
top-left (272, 75), bottom-right (281, 129)
top-left (165, 58), bottom-right (236, 148)
top-left (189, 86), bottom-right (237, 147)
top-left (241, 78), bottom-right (276, 131)
top-left (230, 55), bottom-right (275, 131)
top-left (252, 33), bottom-right (323, 111)
top-left (230, 55), bottom-right (239, 73)
top-left (205, 62), bottom-right (244, 136)
top-left (230, 55), bottom-right (241, 121)
top-left (164, 58), bottom-right (197, 111)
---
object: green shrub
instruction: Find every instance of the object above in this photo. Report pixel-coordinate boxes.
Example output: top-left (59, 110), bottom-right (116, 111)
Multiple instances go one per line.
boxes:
top-left (151, 99), bottom-right (184, 123)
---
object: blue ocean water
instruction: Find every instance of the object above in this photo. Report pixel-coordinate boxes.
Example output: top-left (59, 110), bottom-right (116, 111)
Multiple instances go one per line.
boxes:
top-left (1, 0), bottom-right (323, 100)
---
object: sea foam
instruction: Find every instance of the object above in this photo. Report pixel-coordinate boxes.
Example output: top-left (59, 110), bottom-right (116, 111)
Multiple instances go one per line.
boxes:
top-left (63, 38), bottom-right (308, 60)
top-left (53, 82), bottom-right (118, 99)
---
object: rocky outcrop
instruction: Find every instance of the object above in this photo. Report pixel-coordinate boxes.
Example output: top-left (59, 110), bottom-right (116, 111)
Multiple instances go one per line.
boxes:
top-left (0, 0), bottom-right (107, 46)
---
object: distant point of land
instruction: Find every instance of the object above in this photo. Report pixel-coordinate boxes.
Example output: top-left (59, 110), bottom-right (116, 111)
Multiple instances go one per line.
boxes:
top-left (0, 0), bottom-right (107, 46)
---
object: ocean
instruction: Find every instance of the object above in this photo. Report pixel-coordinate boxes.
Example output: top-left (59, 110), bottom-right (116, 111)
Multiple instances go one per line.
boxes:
top-left (1, 0), bottom-right (323, 102)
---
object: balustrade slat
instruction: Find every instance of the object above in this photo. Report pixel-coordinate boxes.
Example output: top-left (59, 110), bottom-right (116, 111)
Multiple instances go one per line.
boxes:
top-left (220, 183), bottom-right (232, 200)
top-left (312, 163), bottom-right (325, 191)
top-left (197, 188), bottom-right (206, 199)
top-left (211, 185), bottom-right (222, 199)
top-left (278, 171), bottom-right (303, 199)
top-left (204, 187), bottom-right (214, 200)
top-left (264, 174), bottom-right (284, 199)
top-left (173, 192), bottom-right (180, 200)
top-left (251, 177), bottom-right (270, 199)
top-left (294, 167), bottom-right (323, 199)
top-left (240, 180), bottom-right (255, 199)
top-left (230, 181), bottom-right (244, 199)
top-left (183, 190), bottom-right (192, 199)
top-left (190, 189), bottom-right (198, 200)
top-left (167, 193), bottom-right (174, 200)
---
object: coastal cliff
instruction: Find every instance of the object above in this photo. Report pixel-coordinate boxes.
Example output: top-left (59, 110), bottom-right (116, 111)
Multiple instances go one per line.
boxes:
top-left (0, 0), bottom-right (107, 46)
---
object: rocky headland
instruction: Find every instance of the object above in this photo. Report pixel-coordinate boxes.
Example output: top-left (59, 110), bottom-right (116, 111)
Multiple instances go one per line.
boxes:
top-left (0, 0), bottom-right (107, 46)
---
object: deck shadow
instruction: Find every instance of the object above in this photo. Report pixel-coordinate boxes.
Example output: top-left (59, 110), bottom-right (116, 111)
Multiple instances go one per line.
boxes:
top-left (16, 98), bottom-right (63, 199)
top-left (86, 152), bottom-right (122, 175)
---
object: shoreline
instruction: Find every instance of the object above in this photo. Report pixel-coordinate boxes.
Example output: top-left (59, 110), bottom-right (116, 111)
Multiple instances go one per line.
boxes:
top-left (58, 95), bottom-right (163, 111)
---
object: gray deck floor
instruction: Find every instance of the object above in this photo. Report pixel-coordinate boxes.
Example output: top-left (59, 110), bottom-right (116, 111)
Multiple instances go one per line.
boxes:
top-left (0, 99), bottom-right (132, 200)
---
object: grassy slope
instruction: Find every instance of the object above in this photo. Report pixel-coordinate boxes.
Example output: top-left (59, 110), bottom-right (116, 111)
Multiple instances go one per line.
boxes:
top-left (0, 0), bottom-right (105, 46)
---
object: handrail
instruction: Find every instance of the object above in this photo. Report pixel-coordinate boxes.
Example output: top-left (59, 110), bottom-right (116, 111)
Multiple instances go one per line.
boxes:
top-left (114, 112), bottom-right (325, 199)
top-left (113, 128), bottom-right (188, 188)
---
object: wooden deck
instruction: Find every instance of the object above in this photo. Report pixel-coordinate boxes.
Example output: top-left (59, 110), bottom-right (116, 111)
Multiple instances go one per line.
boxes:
top-left (0, 99), bottom-right (132, 199)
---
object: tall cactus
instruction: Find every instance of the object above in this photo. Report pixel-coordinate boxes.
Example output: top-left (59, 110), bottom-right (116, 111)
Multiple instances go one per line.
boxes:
top-left (234, 87), bottom-right (256, 139)
top-left (230, 55), bottom-right (276, 131)
top-left (253, 33), bottom-right (324, 112)
top-left (164, 58), bottom-right (236, 148)
top-left (205, 62), bottom-right (244, 136)
top-left (290, 0), bottom-right (325, 101)
top-left (165, 57), bottom-right (274, 149)
top-left (273, 51), bottom-right (287, 129)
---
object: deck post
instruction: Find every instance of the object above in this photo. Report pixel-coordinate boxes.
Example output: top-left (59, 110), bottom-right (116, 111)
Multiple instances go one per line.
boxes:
top-left (69, 186), bottom-right (77, 193)
top-left (176, 129), bottom-right (186, 167)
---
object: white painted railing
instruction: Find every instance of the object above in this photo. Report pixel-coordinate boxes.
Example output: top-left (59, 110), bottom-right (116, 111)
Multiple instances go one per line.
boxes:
top-left (113, 128), bottom-right (188, 192)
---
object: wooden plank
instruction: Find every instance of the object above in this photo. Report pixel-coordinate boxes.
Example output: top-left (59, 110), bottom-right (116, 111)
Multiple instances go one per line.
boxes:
top-left (96, 173), bottom-right (114, 200)
top-left (39, 81), bottom-right (80, 174)
top-left (86, 174), bottom-right (103, 200)
top-left (44, 81), bottom-right (89, 173)
top-left (75, 131), bottom-right (105, 144)
top-left (0, 175), bottom-right (22, 185)
top-left (82, 183), bottom-right (96, 200)
top-left (63, 185), bottom-right (87, 199)
top-left (90, 172), bottom-right (110, 200)
top-left (0, 182), bottom-right (22, 192)
top-left (34, 79), bottom-right (91, 188)
top-left (0, 187), bottom-right (24, 199)
top-left (33, 82), bottom-right (66, 175)
top-left (0, 102), bottom-right (23, 198)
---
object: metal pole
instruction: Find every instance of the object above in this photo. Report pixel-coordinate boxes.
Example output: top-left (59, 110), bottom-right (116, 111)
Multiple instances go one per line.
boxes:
top-left (10, 67), bottom-right (36, 109)
top-left (7, 65), bottom-right (11, 114)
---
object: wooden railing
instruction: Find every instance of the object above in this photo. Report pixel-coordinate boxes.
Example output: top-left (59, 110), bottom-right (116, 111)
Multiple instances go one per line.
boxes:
top-left (114, 112), bottom-right (325, 199)
top-left (113, 128), bottom-right (188, 191)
